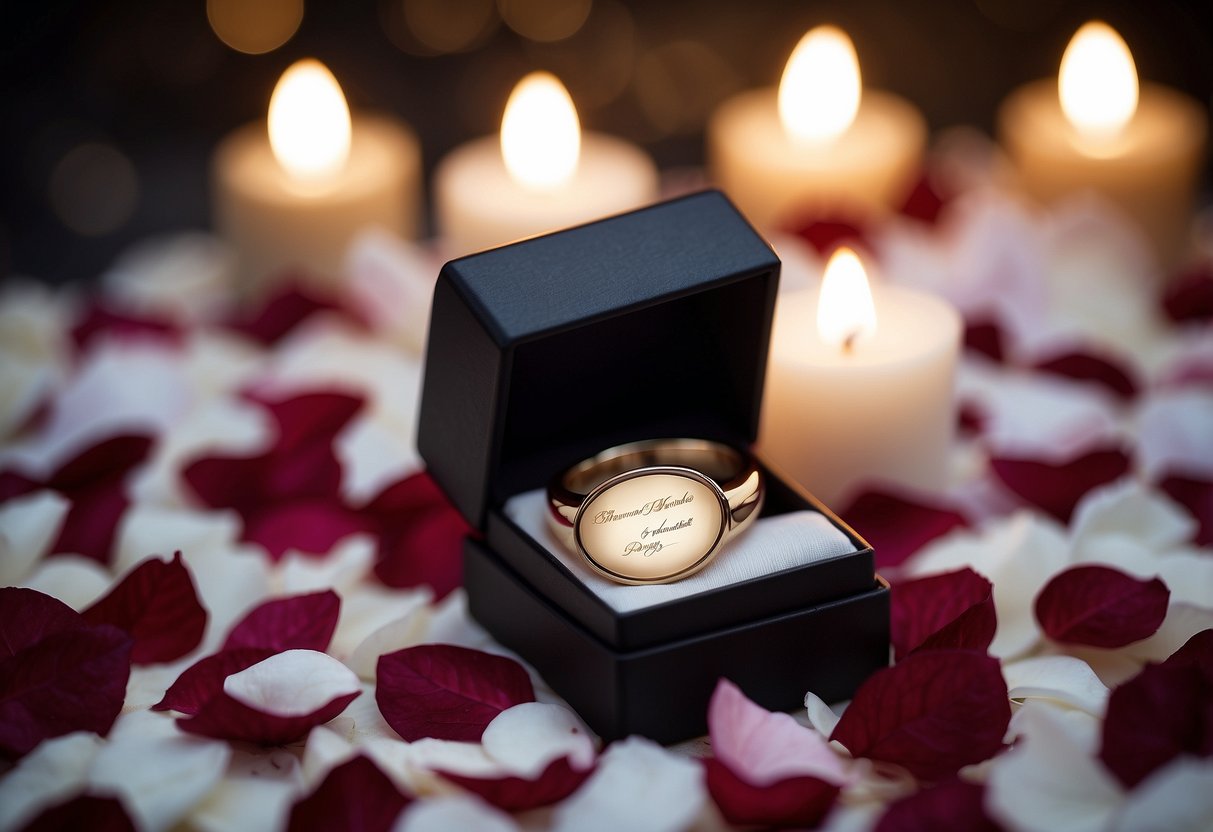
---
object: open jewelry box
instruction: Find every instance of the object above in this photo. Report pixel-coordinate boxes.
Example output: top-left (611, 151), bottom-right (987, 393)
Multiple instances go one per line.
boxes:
top-left (418, 191), bottom-right (889, 743)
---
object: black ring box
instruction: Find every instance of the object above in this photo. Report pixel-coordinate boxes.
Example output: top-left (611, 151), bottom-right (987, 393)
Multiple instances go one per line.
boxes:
top-left (418, 191), bottom-right (890, 743)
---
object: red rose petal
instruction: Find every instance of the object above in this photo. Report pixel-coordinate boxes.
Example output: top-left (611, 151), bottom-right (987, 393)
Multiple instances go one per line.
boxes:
top-left (1099, 660), bottom-right (1213, 788)
top-left (438, 757), bottom-right (594, 812)
top-left (0, 622), bottom-right (132, 759)
top-left (376, 644), bottom-right (535, 742)
top-left (83, 552), bottom-right (207, 664)
top-left (1035, 565), bottom-right (1169, 649)
top-left (243, 502), bottom-right (370, 561)
top-left (71, 302), bottom-right (181, 354)
top-left (152, 647), bottom-right (276, 715)
top-left (227, 281), bottom-right (363, 347)
top-left (251, 392), bottom-right (364, 456)
top-left (177, 688), bottom-right (359, 745)
top-left (891, 568), bottom-right (996, 661)
top-left (1158, 474), bottom-right (1213, 547)
top-left (1162, 261), bottom-right (1213, 323)
top-left (704, 758), bottom-right (839, 828)
top-left (831, 650), bottom-right (1010, 781)
top-left (223, 590), bottom-right (341, 653)
top-left (0, 588), bottom-right (87, 658)
top-left (787, 217), bottom-right (869, 257)
top-left (840, 489), bottom-right (969, 572)
top-left (1031, 350), bottom-right (1139, 401)
top-left (874, 779), bottom-right (1000, 832)
top-left (19, 794), bottom-right (136, 832)
top-left (1162, 629), bottom-right (1213, 676)
top-left (990, 446), bottom-right (1131, 523)
top-left (285, 755), bottom-right (410, 832)
top-left (898, 173), bottom-right (950, 226)
top-left (964, 320), bottom-right (1006, 363)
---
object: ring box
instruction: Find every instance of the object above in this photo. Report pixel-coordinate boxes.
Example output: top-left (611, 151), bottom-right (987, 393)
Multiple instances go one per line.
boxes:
top-left (418, 191), bottom-right (889, 743)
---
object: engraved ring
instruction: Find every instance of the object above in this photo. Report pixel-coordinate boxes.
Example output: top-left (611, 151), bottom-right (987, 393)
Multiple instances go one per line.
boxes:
top-left (546, 439), bottom-right (764, 585)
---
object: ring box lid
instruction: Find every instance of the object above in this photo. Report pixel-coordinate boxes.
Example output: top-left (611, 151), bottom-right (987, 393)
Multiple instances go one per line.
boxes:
top-left (418, 191), bottom-right (781, 529)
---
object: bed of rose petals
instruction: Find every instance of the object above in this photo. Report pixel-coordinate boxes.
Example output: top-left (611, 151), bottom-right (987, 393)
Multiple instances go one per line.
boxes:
top-left (2, 134), bottom-right (1213, 831)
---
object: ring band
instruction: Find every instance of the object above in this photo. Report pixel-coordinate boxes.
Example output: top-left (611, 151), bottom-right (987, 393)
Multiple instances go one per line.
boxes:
top-left (547, 439), bottom-right (764, 585)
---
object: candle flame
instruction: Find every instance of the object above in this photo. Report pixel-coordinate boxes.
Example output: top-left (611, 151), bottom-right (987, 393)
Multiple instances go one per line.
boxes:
top-left (1059, 21), bottom-right (1138, 141)
top-left (268, 59), bottom-right (352, 182)
top-left (501, 72), bottom-right (581, 191)
top-left (778, 26), bottom-right (862, 144)
top-left (817, 247), bottom-right (877, 350)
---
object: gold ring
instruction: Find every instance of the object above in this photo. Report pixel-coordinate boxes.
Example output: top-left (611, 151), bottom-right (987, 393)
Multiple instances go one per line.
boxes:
top-left (546, 439), bottom-right (764, 585)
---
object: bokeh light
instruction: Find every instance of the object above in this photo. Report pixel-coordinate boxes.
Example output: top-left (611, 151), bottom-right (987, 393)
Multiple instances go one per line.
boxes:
top-left (499, 0), bottom-right (591, 43)
top-left (207, 0), bottom-right (303, 55)
top-left (382, 0), bottom-right (499, 56)
top-left (48, 143), bottom-right (139, 237)
top-left (633, 40), bottom-right (740, 139)
top-left (523, 0), bottom-right (635, 111)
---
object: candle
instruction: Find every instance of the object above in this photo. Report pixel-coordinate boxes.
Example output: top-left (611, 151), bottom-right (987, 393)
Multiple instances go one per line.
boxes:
top-left (759, 248), bottom-right (961, 506)
top-left (998, 21), bottom-right (1207, 264)
top-left (708, 26), bottom-right (926, 232)
top-left (213, 59), bottom-right (422, 298)
top-left (433, 71), bottom-right (658, 257)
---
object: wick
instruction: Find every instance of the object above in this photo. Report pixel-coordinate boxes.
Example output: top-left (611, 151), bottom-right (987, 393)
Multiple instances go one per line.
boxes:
top-left (842, 330), bottom-right (859, 354)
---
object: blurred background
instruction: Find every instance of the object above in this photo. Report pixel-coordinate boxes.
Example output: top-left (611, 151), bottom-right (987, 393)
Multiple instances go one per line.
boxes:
top-left (2, 0), bottom-right (1211, 284)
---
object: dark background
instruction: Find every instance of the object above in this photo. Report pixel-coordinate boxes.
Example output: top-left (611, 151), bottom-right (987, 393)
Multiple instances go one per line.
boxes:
top-left (2, 0), bottom-right (1211, 285)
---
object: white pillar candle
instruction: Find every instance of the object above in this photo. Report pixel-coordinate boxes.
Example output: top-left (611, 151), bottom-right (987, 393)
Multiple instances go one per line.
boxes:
top-left (434, 72), bottom-right (658, 257)
top-left (708, 26), bottom-right (926, 232)
top-left (759, 248), bottom-right (961, 507)
top-left (999, 21), bottom-right (1207, 264)
top-left (213, 59), bottom-right (422, 298)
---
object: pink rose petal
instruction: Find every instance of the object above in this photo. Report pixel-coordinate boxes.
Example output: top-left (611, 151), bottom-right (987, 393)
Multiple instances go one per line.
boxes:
top-left (839, 489), bottom-right (969, 572)
top-left (438, 757), bottom-right (594, 812)
top-left (891, 568), bottom-right (996, 660)
top-left (152, 647), bottom-right (275, 715)
top-left (285, 755), bottom-right (411, 832)
top-left (1099, 659), bottom-right (1213, 788)
top-left (376, 644), bottom-right (535, 742)
top-left (831, 649), bottom-right (1011, 780)
top-left (1159, 474), bottom-right (1213, 546)
top-left (0, 589), bottom-right (132, 759)
top-left (1035, 565), bottom-right (1169, 648)
top-left (1031, 349), bottom-right (1138, 401)
top-left (990, 446), bottom-right (1131, 523)
top-left (707, 678), bottom-right (848, 786)
top-left (704, 758), bottom-right (839, 829)
top-left (226, 281), bottom-right (363, 347)
top-left (20, 794), bottom-right (136, 832)
top-left (223, 590), bottom-right (340, 652)
top-left (874, 779), bottom-right (1000, 832)
top-left (82, 552), bottom-right (207, 664)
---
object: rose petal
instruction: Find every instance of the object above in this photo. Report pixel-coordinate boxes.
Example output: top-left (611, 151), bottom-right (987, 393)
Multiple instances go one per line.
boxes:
top-left (898, 172), bottom-right (950, 225)
top-left (986, 702), bottom-right (1123, 832)
top-left (83, 552), bottom-right (208, 664)
top-left (0, 490), bottom-right (69, 584)
top-left (708, 678), bottom-right (848, 786)
top-left (178, 684), bottom-right (359, 746)
top-left (1071, 480), bottom-right (1197, 553)
top-left (19, 556), bottom-right (112, 611)
top-left (375, 645), bottom-right (534, 742)
top-left (367, 473), bottom-right (472, 601)
top-left (550, 737), bottom-right (706, 832)
top-left (223, 650), bottom-right (361, 718)
top-left (991, 447), bottom-right (1131, 524)
top-left (346, 603), bottom-right (431, 682)
top-left (1112, 757), bottom-right (1213, 832)
top-left (438, 757), bottom-right (594, 812)
top-left (285, 755), bottom-right (410, 832)
top-left (1099, 660), bottom-right (1213, 788)
top-left (1162, 629), bottom-right (1213, 674)
top-left (223, 590), bottom-right (341, 653)
top-left (831, 649), bottom-right (1011, 780)
top-left (0, 619), bottom-right (132, 758)
top-left (1035, 565), bottom-right (1169, 649)
top-left (71, 301), bottom-right (181, 353)
top-left (803, 691), bottom-right (841, 737)
top-left (964, 319), bottom-right (1007, 363)
top-left (393, 796), bottom-right (518, 832)
top-left (113, 506), bottom-right (241, 576)
top-left (226, 282), bottom-right (360, 347)
top-left (19, 795), bottom-right (136, 832)
top-left (0, 587), bottom-right (87, 658)
top-left (787, 216), bottom-right (869, 257)
top-left (1125, 604), bottom-right (1213, 664)
top-left (838, 489), bottom-right (969, 572)
top-left (480, 702), bottom-right (595, 778)
top-left (188, 775), bottom-right (301, 832)
top-left (891, 567), bottom-right (996, 660)
top-left (1003, 655), bottom-right (1109, 717)
top-left (1031, 349), bottom-right (1139, 401)
top-left (704, 758), bottom-right (839, 828)
top-left (873, 779), bottom-right (1000, 832)
top-left (1162, 260), bottom-right (1213, 323)
top-left (244, 502), bottom-right (370, 561)
top-left (153, 648), bottom-right (277, 715)
top-left (0, 732), bottom-right (101, 830)
top-left (1159, 474), bottom-right (1213, 547)
top-left (1136, 390), bottom-right (1213, 482)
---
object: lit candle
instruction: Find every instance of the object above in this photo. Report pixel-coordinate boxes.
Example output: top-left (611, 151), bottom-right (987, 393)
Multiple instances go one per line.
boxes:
top-left (998, 21), bottom-right (1207, 263)
top-left (759, 248), bottom-right (961, 506)
top-left (433, 71), bottom-right (658, 257)
top-left (213, 59), bottom-right (422, 298)
top-left (707, 26), bottom-right (927, 232)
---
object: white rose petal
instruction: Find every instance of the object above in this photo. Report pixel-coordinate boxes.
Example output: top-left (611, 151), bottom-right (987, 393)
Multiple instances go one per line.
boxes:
top-left (330, 584), bottom-right (432, 661)
top-left (1003, 656), bottom-right (1109, 717)
top-left (0, 490), bottom-right (69, 584)
top-left (224, 650), bottom-right (361, 717)
top-left (0, 732), bottom-right (100, 831)
top-left (101, 232), bottom-right (234, 324)
top-left (393, 796), bottom-right (518, 832)
top-left (347, 602), bottom-right (432, 681)
top-left (90, 710), bottom-right (231, 832)
top-left (1112, 758), bottom-right (1213, 832)
top-left (1136, 389), bottom-right (1213, 481)
top-left (481, 702), bottom-right (596, 778)
top-left (420, 590), bottom-right (495, 651)
top-left (301, 725), bottom-right (357, 789)
top-left (275, 534), bottom-right (376, 597)
top-left (1122, 603), bottom-right (1213, 663)
top-left (342, 228), bottom-right (439, 356)
top-left (1071, 481), bottom-right (1196, 554)
top-left (21, 555), bottom-right (112, 610)
top-left (551, 737), bottom-right (706, 832)
top-left (329, 684), bottom-right (399, 743)
top-left (397, 738), bottom-right (504, 779)
top-left (987, 703), bottom-right (1123, 832)
top-left (189, 776), bottom-right (301, 832)
top-left (114, 504), bottom-right (241, 575)
top-left (338, 417), bottom-right (423, 505)
top-left (803, 691), bottom-right (842, 738)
